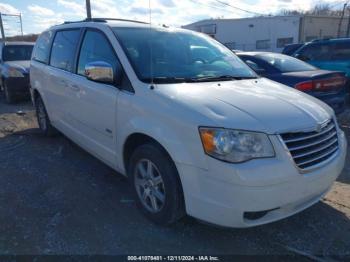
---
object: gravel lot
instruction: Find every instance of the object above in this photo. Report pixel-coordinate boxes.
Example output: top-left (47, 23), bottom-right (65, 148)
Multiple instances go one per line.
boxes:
top-left (0, 93), bottom-right (349, 259)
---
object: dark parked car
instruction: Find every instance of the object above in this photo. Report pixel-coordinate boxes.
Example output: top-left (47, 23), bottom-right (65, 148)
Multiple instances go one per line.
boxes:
top-left (0, 42), bottom-right (34, 103)
top-left (293, 38), bottom-right (350, 77)
top-left (282, 43), bottom-right (304, 56)
top-left (237, 52), bottom-right (347, 114)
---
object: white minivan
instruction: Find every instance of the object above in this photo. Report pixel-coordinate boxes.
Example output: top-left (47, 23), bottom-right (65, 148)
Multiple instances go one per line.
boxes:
top-left (30, 18), bottom-right (347, 228)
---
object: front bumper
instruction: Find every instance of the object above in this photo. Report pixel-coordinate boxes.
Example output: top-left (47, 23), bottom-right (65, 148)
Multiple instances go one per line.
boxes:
top-left (5, 75), bottom-right (30, 96)
top-left (176, 130), bottom-right (347, 228)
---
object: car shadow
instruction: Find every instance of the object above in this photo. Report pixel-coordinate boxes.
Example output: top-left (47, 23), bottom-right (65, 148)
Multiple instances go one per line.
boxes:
top-left (0, 128), bottom-right (349, 257)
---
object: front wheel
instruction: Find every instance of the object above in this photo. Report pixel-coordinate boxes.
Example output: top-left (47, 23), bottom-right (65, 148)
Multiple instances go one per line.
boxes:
top-left (129, 143), bottom-right (185, 225)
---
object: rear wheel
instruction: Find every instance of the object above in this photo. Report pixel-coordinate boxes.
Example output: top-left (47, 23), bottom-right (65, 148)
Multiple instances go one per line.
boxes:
top-left (4, 80), bottom-right (16, 104)
top-left (35, 95), bottom-right (57, 136)
top-left (129, 143), bottom-right (185, 225)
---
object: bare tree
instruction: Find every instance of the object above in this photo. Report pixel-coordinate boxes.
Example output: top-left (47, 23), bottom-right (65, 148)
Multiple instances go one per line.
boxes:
top-left (279, 3), bottom-right (345, 17)
top-left (6, 34), bottom-right (39, 42)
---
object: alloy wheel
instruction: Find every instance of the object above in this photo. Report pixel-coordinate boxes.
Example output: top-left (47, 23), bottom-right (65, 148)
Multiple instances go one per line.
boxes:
top-left (134, 159), bottom-right (166, 213)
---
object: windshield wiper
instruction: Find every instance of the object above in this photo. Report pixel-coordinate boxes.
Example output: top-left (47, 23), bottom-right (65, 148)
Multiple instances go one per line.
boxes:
top-left (141, 75), bottom-right (258, 84)
top-left (189, 75), bottom-right (258, 82)
top-left (141, 77), bottom-right (188, 84)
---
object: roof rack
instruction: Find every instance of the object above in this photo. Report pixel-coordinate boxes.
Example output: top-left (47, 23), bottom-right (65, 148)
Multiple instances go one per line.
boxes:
top-left (310, 37), bottom-right (350, 43)
top-left (64, 18), bottom-right (149, 25)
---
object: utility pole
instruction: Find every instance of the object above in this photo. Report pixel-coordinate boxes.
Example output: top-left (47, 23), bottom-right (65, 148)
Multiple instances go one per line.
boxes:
top-left (0, 13), bottom-right (5, 41)
top-left (346, 7), bottom-right (350, 37)
top-left (19, 13), bottom-right (23, 36)
top-left (1, 13), bottom-right (23, 38)
top-left (338, 3), bottom-right (347, 37)
top-left (86, 0), bottom-right (92, 19)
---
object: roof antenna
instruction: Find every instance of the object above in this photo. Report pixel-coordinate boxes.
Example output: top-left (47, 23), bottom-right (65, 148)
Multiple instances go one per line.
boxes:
top-left (149, 0), bottom-right (155, 90)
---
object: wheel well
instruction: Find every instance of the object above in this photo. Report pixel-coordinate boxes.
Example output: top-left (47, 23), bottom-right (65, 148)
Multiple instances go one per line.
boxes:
top-left (123, 133), bottom-right (173, 175)
top-left (123, 133), bottom-right (185, 211)
top-left (32, 89), bottom-right (41, 102)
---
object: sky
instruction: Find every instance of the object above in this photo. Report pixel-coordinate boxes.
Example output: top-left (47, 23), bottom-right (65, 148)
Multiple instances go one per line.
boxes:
top-left (0, 0), bottom-right (345, 35)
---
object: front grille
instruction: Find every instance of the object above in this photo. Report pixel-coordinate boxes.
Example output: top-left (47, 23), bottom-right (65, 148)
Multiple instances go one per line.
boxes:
top-left (280, 120), bottom-right (339, 170)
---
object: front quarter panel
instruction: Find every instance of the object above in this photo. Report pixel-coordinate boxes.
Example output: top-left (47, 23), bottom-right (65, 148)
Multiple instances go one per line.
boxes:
top-left (115, 88), bottom-right (210, 175)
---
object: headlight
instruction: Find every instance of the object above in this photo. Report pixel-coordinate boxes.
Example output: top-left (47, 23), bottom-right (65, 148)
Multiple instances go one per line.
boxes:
top-left (8, 68), bottom-right (24, 77)
top-left (199, 127), bottom-right (275, 163)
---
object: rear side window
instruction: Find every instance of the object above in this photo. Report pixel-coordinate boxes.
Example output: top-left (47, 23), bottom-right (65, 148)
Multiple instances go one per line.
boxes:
top-left (32, 31), bottom-right (53, 64)
top-left (50, 30), bottom-right (80, 72)
top-left (242, 58), bottom-right (266, 72)
top-left (256, 53), bottom-right (316, 72)
top-left (297, 44), bottom-right (331, 61)
top-left (77, 30), bottom-right (120, 76)
top-left (332, 42), bottom-right (350, 60)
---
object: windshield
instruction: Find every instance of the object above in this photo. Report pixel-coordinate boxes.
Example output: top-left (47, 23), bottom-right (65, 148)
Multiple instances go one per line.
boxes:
top-left (3, 45), bottom-right (34, 61)
top-left (113, 27), bottom-right (257, 83)
top-left (256, 53), bottom-right (316, 73)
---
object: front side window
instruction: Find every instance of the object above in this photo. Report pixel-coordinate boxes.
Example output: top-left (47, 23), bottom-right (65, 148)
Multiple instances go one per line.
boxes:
top-left (113, 27), bottom-right (256, 83)
top-left (50, 29), bottom-right (80, 72)
top-left (3, 45), bottom-right (33, 61)
top-left (256, 53), bottom-right (316, 73)
top-left (32, 30), bottom-right (53, 64)
top-left (77, 30), bottom-right (120, 76)
top-left (241, 58), bottom-right (266, 73)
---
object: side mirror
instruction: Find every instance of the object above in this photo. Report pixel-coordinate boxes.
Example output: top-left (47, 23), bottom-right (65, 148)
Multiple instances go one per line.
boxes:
top-left (85, 61), bottom-right (114, 84)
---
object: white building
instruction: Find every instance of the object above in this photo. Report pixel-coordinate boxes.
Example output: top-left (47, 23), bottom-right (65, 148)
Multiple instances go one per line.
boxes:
top-left (183, 15), bottom-right (349, 52)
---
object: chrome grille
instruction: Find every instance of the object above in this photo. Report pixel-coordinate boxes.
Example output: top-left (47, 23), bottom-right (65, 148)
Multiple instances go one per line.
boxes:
top-left (280, 120), bottom-right (339, 170)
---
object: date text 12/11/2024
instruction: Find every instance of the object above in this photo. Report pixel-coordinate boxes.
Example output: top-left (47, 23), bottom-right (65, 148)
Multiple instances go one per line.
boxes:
top-left (127, 256), bottom-right (220, 261)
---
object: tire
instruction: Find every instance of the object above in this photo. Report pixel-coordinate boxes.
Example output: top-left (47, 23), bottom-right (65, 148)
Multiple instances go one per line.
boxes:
top-left (129, 143), bottom-right (185, 225)
top-left (35, 95), bottom-right (57, 137)
top-left (3, 80), bottom-right (16, 104)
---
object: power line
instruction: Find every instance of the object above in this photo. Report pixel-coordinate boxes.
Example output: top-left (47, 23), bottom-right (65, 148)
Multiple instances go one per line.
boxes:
top-left (188, 0), bottom-right (243, 16)
top-left (0, 12), bottom-right (23, 39)
top-left (213, 0), bottom-right (267, 16)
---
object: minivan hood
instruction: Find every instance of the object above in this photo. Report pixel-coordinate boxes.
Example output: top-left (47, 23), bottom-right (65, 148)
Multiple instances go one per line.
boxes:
top-left (5, 61), bottom-right (30, 73)
top-left (157, 78), bottom-right (333, 134)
